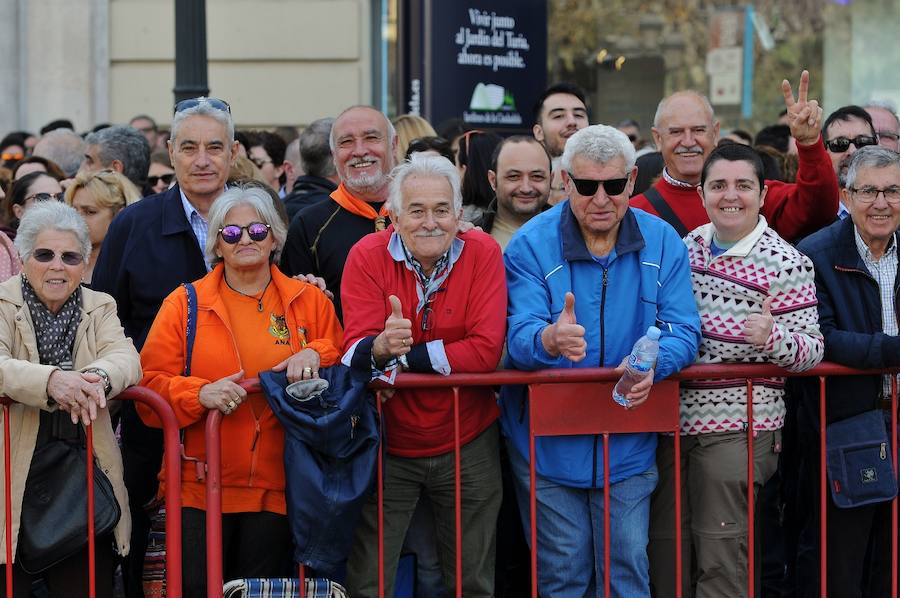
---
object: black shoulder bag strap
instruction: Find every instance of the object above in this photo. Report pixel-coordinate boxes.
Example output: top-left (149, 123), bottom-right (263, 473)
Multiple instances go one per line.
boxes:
top-left (180, 282), bottom-right (205, 480)
top-left (644, 186), bottom-right (689, 238)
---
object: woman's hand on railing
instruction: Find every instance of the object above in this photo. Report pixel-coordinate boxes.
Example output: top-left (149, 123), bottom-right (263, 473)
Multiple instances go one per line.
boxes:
top-left (199, 370), bottom-right (247, 415)
top-left (272, 348), bottom-right (321, 382)
top-left (47, 369), bottom-right (107, 425)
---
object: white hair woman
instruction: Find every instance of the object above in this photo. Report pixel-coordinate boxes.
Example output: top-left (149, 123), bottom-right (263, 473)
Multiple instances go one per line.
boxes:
top-left (0, 201), bottom-right (141, 597)
top-left (137, 184), bottom-right (343, 595)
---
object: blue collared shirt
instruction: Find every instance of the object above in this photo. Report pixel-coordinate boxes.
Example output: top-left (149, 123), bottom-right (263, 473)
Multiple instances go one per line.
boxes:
top-left (180, 189), bottom-right (213, 272)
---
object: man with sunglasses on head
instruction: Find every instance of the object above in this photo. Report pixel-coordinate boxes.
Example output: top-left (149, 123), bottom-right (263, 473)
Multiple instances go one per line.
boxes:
top-left (91, 96), bottom-right (238, 598)
top-left (631, 71), bottom-right (839, 244)
top-left (822, 105), bottom-right (881, 218)
top-left (501, 124), bottom-right (701, 597)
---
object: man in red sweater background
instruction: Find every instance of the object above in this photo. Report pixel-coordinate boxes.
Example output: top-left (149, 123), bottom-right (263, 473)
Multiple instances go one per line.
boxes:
top-left (630, 71), bottom-right (838, 243)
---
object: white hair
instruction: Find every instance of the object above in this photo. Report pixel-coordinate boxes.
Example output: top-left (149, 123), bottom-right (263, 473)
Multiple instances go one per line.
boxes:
top-left (387, 153), bottom-right (461, 214)
top-left (560, 124), bottom-right (636, 172)
top-left (205, 186), bottom-right (288, 264)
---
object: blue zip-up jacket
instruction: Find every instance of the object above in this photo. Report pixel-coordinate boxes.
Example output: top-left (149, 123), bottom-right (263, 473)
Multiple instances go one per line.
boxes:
top-left (500, 202), bottom-right (701, 488)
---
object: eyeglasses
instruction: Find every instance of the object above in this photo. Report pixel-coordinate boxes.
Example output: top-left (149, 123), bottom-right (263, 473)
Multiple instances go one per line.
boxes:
top-left (147, 173), bottom-right (174, 187)
top-left (218, 222), bottom-right (271, 244)
top-left (1, 152), bottom-right (24, 162)
top-left (626, 134), bottom-right (638, 142)
top-left (849, 185), bottom-right (900, 204)
top-left (25, 192), bottom-right (64, 203)
top-left (173, 97), bottom-right (231, 115)
top-left (824, 135), bottom-right (878, 153)
top-left (567, 174), bottom-right (630, 197)
top-left (31, 248), bottom-right (83, 266)
top-left (249, 157), bottom-right (273, 169)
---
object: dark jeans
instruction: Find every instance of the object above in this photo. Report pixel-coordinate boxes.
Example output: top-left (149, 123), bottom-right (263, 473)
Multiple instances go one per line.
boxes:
top-left (181, 507), bottom-right (293, 596)
top-left (120, 402), bottom-right (163, 598)
top-left (0, 535), bottom-right (116, 598)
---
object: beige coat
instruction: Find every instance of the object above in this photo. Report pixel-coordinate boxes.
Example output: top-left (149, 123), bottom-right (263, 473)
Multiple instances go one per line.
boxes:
top-left (0, 276), bottom-right (142, 563)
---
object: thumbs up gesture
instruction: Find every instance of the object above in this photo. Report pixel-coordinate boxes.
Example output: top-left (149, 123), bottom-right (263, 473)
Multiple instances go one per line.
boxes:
top-left (542, 292), bottom-right (587, 362)
top-left (742, 296), bottom-right (775, 348)
top-left (373, 295), bottom-right (414, 363)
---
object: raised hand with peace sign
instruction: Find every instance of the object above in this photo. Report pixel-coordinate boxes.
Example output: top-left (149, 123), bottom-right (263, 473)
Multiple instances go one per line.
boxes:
top-left (782, 70), bottom-right (824, 146)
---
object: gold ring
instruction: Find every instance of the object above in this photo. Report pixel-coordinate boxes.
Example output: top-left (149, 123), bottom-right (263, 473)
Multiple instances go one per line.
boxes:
top-left (303, 367), bottom-right (312, 375)
top-left (227, 400), bottom-right (237, 410)
top-left (403, 339), bottom-right (409, 346)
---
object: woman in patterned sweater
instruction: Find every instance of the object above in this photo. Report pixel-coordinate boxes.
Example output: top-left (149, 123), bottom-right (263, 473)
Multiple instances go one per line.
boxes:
top-left (648, 143), bottom-right (824, 597)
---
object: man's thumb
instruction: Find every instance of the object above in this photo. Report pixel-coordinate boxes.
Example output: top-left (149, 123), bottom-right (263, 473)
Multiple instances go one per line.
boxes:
top-left (560, 292), bottom-right (576, 321)
top-left (762, 297), bottom-right (773, 316)
top-left (388, 295), bottom-right (403, 318)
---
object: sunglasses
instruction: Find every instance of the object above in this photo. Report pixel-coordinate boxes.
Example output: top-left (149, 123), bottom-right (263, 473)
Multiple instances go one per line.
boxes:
top-left (824, 135), bottom-right (878, 153)
top-left (31, 248), bottom-right (83, 266)
top-left (25, 192), bottom-right (64, 203)
top-left (567, 174), bottom-right (630, 197)
top-left (218, 222), bottom-right (271, 244)
top-left (1, 152), bottom-right (24, 162)
top-left (147, 173), bottom-right (174, 187)
top-left (173, 97), bottom-right (231, 115)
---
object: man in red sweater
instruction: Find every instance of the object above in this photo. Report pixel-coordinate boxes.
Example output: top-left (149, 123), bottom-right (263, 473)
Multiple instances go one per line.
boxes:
top-left (341, 153), bottom-right (507, 598)
top-left (631, 71), bottom-right (838, 243)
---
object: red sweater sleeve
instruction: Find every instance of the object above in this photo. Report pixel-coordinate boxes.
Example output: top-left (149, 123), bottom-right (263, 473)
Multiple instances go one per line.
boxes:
top-left (762, 137), bottom-right (839, 242)
top-left (340, 241), bottom-right (387, 354)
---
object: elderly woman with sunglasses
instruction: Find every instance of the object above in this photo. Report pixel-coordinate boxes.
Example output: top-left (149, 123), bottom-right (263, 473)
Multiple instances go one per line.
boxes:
top-left (137, 185), bottom-right (343, 595)
top-left (65, 170), bottom-right (141, 285)
top-left (0, 201), bottom-right (141, 597)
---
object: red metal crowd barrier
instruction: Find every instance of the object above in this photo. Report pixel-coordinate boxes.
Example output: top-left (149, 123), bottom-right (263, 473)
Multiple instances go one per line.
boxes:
top-left (0, 387), bottom-right (183, 598)
top-left (5, 363), bottom-right (896, 598)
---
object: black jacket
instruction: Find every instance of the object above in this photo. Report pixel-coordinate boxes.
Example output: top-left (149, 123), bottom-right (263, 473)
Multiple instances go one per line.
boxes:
top-left (795, 217), bottom-right (900, 424)
top-left (92, 184), bottom-right (208, 350)
top-left (279, 198), bottom-right (389, 322)
top-left (283, 175), bottom-right (338, 223)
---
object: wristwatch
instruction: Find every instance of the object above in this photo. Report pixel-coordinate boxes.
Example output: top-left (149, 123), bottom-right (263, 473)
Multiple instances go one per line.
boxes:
top-left (83, 367), bottom-right (113, 396)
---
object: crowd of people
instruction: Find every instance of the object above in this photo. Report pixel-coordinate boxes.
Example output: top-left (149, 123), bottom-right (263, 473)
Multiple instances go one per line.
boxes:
top-left (0, 68), bottom-right (897, 598)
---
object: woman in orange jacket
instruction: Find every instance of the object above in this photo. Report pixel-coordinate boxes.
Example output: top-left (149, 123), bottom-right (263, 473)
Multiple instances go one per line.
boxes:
top-left (138, 186), bottom-right (342, 595)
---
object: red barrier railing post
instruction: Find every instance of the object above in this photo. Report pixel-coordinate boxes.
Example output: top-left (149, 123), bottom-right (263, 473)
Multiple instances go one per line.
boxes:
top-left (674, 424), bottom-right (682, 598)
top-left (376, 392), bottom-right (385, 598)
top-left (892, 376), bottom-right (898, 598)
top-left (2, 398), bottom-right (12, 597)
top-left (205, 410), bottom-right (224, 598)
top-left (602, 433), bottom-right (610, 598)
top-left (299, 563), bottom-right (306, 598)
top-left (527, 385), bottom-right (538, 598)
top-left (86, 424), bottom-right (97, 598)
top-left (819, 376), bottom-right (827, 598)
top-left (452, 387), bottom-right (462, 598)
top-left (746, 379), bottom-right (755, 598)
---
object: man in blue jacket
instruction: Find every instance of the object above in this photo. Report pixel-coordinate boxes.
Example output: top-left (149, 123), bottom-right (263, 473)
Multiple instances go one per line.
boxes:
top-left (92, 96), bottom-right (238, 598)
top-left (501, 124), bottom-right (700, 597)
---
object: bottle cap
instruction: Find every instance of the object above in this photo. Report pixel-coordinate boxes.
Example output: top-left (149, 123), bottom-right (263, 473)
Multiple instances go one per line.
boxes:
top-left (646, 326), bottom-right (661, 340)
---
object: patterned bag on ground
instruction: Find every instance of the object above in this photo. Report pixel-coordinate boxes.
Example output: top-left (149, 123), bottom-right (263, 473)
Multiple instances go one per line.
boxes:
top-left (222, 577), bottom-right (348, 598)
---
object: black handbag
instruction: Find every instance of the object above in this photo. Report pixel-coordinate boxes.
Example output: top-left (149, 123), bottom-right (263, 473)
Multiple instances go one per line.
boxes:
top-left (825, 409), bottom-right (898, 509)
top-left (17, 436), bottom-right (121, 573)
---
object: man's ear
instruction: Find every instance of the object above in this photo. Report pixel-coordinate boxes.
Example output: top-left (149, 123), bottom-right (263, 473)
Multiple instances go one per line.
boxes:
top-left (488, 169), bottom-right (498, 192)
top-left (651, 127), bottom-right (662, 150)
top-left (110, 159), bottom-right (125, 174)
top-left (533, 123), bottom-right (545, 143)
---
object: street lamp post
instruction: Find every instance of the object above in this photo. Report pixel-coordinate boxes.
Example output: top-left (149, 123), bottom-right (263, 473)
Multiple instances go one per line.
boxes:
top-left (173, 0), bottom-right (210, 102)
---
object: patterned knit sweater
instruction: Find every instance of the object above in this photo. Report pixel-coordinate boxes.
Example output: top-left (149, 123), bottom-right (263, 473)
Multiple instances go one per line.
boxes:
top-left (681, 217), bottom-right (824, 435)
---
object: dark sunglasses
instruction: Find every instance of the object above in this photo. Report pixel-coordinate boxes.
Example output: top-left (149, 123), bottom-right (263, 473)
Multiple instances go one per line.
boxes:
top-left (218, 222), bottom-right (271, 244)
top-left (147, 173), bottom-right (175, 187)
top-left (173, 97), bottom-right (231, 115)
top-left (568, 174), bottom-right (630, 197)
top-left (1, 152), bottom-right (24, 162)
top-left (824, 135), bottom-right (877, 153)
top-left (25, 192), bottom-right (64, 203)
top-left (32, 248), bottom-right (83, 266)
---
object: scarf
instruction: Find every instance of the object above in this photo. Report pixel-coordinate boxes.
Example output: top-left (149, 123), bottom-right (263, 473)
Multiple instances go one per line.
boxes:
top-left (330, 183), bottom-right (391, 230)
top-left (21, 275), bottom-right (82, 369)
top-left (399, 238), bottom-right (452, 314)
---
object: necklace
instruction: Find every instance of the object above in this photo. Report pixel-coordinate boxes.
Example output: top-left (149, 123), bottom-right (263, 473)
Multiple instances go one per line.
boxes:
top-left (225, 275), bottom-right (272, 312)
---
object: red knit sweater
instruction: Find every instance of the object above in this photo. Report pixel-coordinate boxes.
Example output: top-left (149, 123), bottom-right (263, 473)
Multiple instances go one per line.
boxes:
top-left (630, 138), bottom-right (839, 243)
top-left (341, 229), bottom-right (507, 457)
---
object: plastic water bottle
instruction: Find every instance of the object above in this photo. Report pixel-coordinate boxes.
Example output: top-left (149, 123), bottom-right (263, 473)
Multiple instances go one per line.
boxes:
top-left (612, 326), bottom-right (661, 407)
